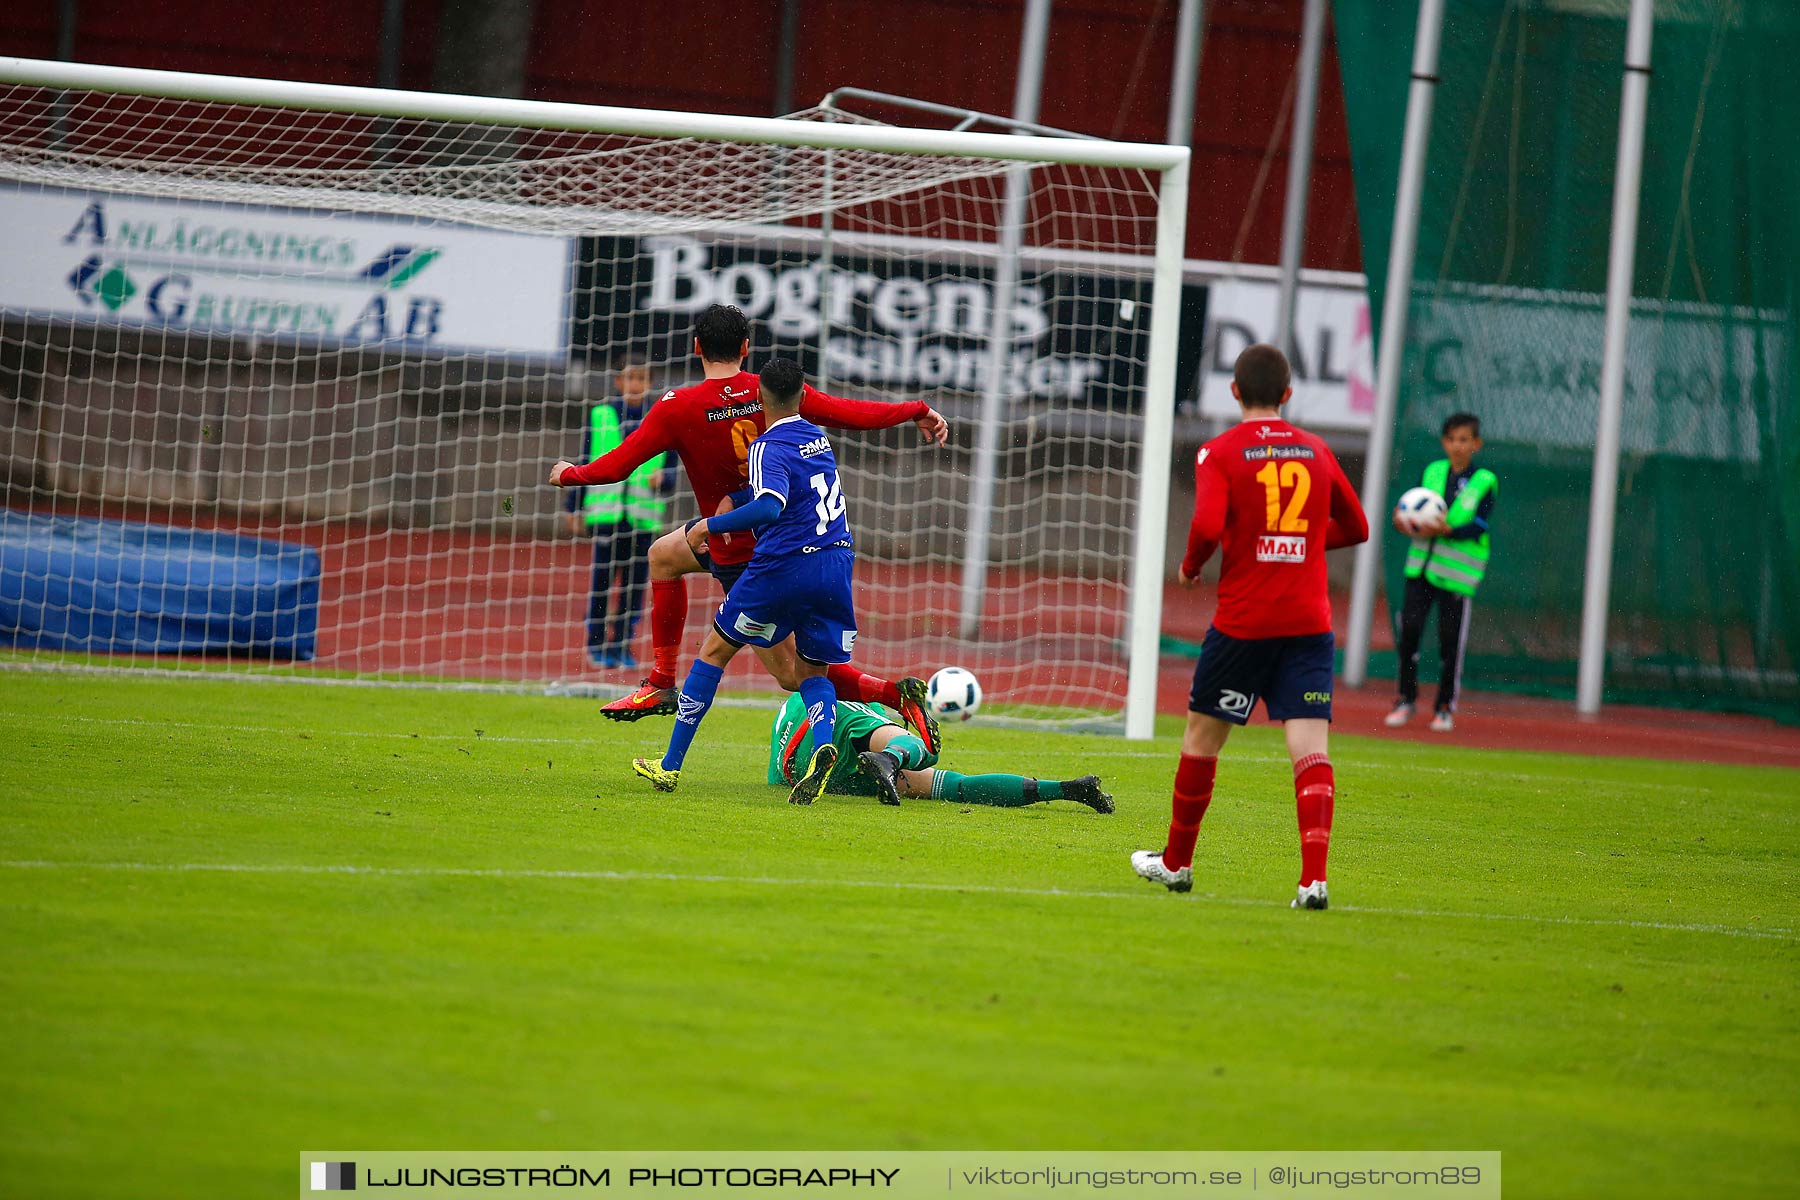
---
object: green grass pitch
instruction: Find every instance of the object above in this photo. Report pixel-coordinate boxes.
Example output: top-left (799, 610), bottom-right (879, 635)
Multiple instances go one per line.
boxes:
top-left (2, 671), bottom-right (1796, 1198)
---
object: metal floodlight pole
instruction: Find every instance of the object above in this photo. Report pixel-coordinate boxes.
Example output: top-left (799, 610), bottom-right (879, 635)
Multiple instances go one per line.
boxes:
top-left (1118, 0), bottom-right (1204, 697)
top-left (377, 0), bottom-right (403, 87)
top-left (1166, 0), bottom-right (1206, 146)
top-left (1344, 0), bottom-right (1446, 688)
top-left (773, 0), bottom-right (801, 116)
top-left (1576, 0), bottom-right (1655, 715)
top-left (1273, 0), bottom-right (1328, 396)
top-left (957, 0), bottom-right (1053, 640)
top-left (50, 0), bottom-right (78, 151)
top-left (57, 0), bottom-right (77, 60)
top-left (372, 0), bottom-right (405, 164)
top-left (1109, 0), bottom-right (1207, 734)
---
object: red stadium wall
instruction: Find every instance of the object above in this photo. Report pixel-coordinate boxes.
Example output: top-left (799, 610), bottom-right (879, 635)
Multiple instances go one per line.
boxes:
top-left (0, 0), bottom-right (1362, 273)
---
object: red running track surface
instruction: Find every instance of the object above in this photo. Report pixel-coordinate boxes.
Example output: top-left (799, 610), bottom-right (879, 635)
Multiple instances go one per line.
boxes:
top-left (18, 512), bottom-right (1796, 770)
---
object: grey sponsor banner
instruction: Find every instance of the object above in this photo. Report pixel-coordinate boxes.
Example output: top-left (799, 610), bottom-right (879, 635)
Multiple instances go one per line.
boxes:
top-left (1404, 284), bottom-right (1786, 463)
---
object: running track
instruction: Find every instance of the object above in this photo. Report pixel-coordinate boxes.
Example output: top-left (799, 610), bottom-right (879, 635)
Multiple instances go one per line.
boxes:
top-left (11, 514), bottom-right (1796, 769)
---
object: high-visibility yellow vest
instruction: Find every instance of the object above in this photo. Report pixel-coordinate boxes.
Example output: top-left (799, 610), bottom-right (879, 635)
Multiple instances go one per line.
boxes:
top-left (1403, 458), bottom-right (1497, 596)
top-left (581, 404), bottom-right (667, 533)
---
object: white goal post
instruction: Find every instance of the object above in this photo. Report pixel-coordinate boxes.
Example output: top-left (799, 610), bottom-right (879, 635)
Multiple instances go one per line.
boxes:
top-left (0, 57), bottom-right (1188, 738)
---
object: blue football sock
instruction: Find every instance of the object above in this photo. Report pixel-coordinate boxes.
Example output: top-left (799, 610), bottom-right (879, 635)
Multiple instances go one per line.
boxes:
top-left (661, 659), bottom-right (723, 771)
top-left (797, 676), bottom-right (838, 755)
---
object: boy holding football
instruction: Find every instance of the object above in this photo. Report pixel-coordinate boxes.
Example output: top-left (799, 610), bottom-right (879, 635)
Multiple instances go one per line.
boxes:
top-left (1385, 412), bottom-right (1497, 733)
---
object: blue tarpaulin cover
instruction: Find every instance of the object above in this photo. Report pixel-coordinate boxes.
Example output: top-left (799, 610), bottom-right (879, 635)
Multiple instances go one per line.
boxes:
top-left (0, 509), bottom-right (320, 659)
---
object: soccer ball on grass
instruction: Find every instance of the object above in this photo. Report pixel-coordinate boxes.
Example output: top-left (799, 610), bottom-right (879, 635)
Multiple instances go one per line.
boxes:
top-left (925, 667), bottom-right (983, 722)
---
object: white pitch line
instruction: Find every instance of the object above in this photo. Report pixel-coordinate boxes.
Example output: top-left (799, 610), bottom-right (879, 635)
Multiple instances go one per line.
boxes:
top-left (2, 859), bottom-right (1795, 943)
top-left (0, 712), bottom-right (603, 747)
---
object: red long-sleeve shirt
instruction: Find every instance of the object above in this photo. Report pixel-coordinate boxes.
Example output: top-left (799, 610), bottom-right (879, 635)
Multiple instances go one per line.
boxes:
top-left (1181, 417), bottom-right (1369, 639)
top-left (559, 371), bottom-right (927, 566)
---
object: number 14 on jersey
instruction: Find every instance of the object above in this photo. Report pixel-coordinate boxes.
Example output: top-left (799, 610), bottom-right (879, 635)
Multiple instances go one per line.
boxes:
top-left (810, 471), bottom-right (845, 535)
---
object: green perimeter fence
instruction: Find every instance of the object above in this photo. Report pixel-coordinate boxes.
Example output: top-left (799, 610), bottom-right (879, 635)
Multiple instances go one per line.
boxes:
top-left (1334, 0), bottom-right (1798, 721)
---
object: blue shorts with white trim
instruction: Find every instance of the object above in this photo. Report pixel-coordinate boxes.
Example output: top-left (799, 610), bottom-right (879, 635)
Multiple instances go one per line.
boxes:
top-left (713, 547), bottom-right (858, 666)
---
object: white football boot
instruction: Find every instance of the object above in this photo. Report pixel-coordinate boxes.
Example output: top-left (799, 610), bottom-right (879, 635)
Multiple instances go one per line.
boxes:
top-left (1384, 702), bottom-right (1414, 728)
top-left (1130, 850), bottom-right (1192, 893)
top-left (1430, 710), bottom-right (1455, 733)
top-left (1292, 880), bottom-right (1330, 910)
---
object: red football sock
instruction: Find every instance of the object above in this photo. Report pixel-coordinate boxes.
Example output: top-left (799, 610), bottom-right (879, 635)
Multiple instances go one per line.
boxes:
top-left (647, 577), bottom-right (687, 689)
top-left (826, 665), bottom-right (900, 707)
top-left (1294, 753), bottom-right (1335, 887)
top-left (1160, 754), bottom-right (1217, 871)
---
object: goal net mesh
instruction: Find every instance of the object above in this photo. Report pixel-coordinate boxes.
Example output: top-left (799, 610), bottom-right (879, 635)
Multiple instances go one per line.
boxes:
top-left (0, 80), bottom-right (1165, 720)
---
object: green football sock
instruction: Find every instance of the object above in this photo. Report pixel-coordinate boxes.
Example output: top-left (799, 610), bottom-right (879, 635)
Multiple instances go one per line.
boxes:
top-left (880, 732), bottom-right (931, 771)
top-left (931, 771), bottom-right (1060, 807)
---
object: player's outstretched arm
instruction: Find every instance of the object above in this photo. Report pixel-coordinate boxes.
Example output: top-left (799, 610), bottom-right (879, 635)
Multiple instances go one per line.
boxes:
top-left (698, 494), bottom-right (782, 543)
top-left (911, 406), bottom-right (950, 445)
top-left (799, 386), bottom-right (949, 445)
top-left (550, 401), bottom-right (675, 487)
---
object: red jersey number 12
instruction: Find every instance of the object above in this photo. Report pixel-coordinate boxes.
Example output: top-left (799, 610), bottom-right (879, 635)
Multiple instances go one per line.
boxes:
top-left (1255, 461), bottom-right (1311, 533)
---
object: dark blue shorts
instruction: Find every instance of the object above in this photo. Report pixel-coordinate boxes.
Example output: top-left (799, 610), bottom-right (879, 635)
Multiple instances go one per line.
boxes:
top-left (1188, 627), bottom-right (1335, 724)
top-left (713, 549), bottom-right (858, 666)
top-left (686, 519), bottom-right (747, 592)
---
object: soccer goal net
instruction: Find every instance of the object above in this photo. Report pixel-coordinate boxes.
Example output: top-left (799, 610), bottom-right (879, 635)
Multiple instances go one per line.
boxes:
top-left (0, 60), bottom-right (1187, 735)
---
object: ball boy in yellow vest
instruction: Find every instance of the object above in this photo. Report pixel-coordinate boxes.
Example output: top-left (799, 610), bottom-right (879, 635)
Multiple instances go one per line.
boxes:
top-left (563, 357), bottom-right (669, 668)
top-left (1385, 413), bottom-right (1497, 733)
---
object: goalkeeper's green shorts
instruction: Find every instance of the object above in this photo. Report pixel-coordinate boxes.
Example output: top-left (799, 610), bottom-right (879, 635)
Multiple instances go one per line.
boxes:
top-left (822, 701), bottom-right (905, 797)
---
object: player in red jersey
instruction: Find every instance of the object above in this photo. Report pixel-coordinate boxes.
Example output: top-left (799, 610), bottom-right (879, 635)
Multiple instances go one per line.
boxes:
top-left (1131, 344), bottom-right (1369, 908)
top-left (549, 304), bottom-right (949, 741)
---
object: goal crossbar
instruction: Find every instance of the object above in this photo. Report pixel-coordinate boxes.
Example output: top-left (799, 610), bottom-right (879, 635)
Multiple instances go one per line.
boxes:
top-left (0, 57), bottom-right (1188, 173)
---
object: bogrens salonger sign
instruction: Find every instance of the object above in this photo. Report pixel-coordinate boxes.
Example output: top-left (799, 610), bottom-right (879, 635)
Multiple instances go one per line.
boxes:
top-left (0, 186), bottom-right (573, 360)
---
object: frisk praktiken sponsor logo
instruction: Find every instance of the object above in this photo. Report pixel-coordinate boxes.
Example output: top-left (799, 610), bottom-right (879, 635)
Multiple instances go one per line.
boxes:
top-left (705, 401), bottom-right (762, 422)
top-left (1240, 444), bottom-right (1315, 461)
top-left (309, 1161), bottom-right (355, 1191)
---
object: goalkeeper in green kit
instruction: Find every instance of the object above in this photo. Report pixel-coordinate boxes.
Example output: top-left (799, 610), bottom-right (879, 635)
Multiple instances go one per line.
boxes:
top-left (766, 694), bottom-right (1115, 812)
